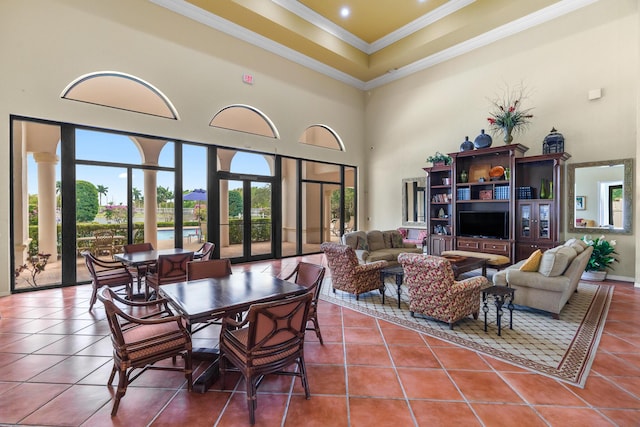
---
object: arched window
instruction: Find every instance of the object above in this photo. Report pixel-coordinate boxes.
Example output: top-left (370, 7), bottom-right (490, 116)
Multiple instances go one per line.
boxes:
top-left (299, 124), bottom-right (344, 150)
top-left (210, 104), bottom-right (279, 138)
top-left (61, 71), bottom-right (179, 119)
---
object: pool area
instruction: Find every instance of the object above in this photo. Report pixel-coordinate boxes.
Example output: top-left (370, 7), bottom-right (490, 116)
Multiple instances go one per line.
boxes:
top-left (157, 227), bottom-right (200, 240)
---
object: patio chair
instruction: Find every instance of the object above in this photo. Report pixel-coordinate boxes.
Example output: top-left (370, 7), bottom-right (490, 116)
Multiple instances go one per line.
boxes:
top-left (320, 242), bottom-right (387, 300)
top-left (193, 241), bottom-right (214, 261)
top-left (123, 242), bottom-right (155, 293)
top-left (98, 286), bottom-right (174, 327)
top-left (97, 286), bottom-right (192, 416)
top-left (219, 292), bottom-right (312, 424)
top-left (93, 229), bottom-right (116, 257)
top-left (398, 253), bottom-right (490, 329)
top-left (283, 262), bottom-right (326, 344)
top-left (187, 258), bottom-right (232, 281)
top-left (145, 251), bottom-right (194, 299)
top-left (82, 251), bottom-right (133, 311)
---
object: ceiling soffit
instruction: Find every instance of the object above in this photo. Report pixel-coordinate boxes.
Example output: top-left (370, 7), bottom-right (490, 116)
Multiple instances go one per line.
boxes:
top-left (151, 0), bottom-right (600, 89)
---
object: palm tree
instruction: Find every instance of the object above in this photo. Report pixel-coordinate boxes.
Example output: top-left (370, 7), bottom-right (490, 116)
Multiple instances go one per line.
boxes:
top-left (96, 184), bottom-right (109, 207)
top-left (132, 187), bottom-right (142, 208)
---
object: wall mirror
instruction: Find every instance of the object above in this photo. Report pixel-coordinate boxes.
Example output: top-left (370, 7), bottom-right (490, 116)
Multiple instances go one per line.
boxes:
top-left (568, 158), bottom-right (633, 234)
top-left (402, 177), bottom-right (426, 227)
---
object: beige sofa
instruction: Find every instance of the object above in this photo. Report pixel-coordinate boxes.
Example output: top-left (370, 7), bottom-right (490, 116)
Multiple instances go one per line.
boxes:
top-left (492, 239), bottom-right (593, 318)
top-left (341, 230), bottom-right (422, 266)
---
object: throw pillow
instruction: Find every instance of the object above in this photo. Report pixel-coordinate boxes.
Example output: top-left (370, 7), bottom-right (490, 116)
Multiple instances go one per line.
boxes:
top-left (367, 231), bottom-right (386, 251)
top-left (356, 236), bottom-right (369, 251)
top-left (391, 232), bottom-right (404, 248)
top-left (519, 249), bottom-right (542, 271)
top-left (538, 246), bottom-right (577, 277)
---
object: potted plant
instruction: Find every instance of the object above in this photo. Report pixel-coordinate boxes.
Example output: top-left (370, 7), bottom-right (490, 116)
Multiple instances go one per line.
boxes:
top-left (580, 235), bottom-right (618, 281)
top-left (426, 152), bottom-right (452, 166)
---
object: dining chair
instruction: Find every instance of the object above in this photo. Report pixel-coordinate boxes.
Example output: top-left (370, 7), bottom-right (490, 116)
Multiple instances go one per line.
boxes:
top-left (123, 242), bottom-right (155, 293)
top-left (145, 251), bottom-right (194, 299)
top-left (193, 241), bottom-right (214, 261)
top-left (93, 229), bottom-right (116, 257)
top-left (219, 292), bottom-right (313, 424)
top-left (97, 286), bottom-right (193, 416)
top-left (187, 258), bottom-right (232, 281)
top-left (82, 251), bottom-right (133, 311)
top-left (283, 262), bottom-right (326, 344)
top-left (97, 286), bottom-right (174, 327)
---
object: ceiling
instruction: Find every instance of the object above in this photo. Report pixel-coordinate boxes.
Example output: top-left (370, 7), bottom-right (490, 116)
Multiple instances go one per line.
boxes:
top-left (151, 0), bottom-right (598, 89)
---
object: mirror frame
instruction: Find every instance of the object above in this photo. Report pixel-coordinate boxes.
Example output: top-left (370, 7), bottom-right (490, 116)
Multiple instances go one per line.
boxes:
top-left (402, 177), bottom-right (427, 227)
top-left (568, 158), bottom-right (634, 235)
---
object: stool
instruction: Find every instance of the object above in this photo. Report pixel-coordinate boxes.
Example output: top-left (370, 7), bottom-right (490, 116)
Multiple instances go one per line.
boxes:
top-left (482, 285), bottom-right (515, 336)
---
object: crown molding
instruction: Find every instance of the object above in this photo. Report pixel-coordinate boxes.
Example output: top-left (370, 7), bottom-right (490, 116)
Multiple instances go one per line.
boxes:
top-left (151, 0), bottom-right (600, 91)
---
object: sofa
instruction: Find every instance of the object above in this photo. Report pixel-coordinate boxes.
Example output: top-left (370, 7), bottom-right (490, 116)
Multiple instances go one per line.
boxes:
top-left (341, 229), bottom-right (423, 266)
top-left (492, 238), bottom-right (594, 318)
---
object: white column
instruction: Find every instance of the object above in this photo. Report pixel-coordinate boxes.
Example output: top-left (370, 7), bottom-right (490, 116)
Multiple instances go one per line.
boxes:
top-left (13, 122), bottom-right (29, 265)
top-left (33, 152), bottom-right (58, 258)
top-left (143, 169), bottom-right (158, 249)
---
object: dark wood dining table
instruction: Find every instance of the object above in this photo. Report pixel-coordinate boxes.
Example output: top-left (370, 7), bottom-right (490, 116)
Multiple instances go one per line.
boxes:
top-left (113, 248), bottom-right (195, 295)
top-left (159, 271), bottom-right (309, 392)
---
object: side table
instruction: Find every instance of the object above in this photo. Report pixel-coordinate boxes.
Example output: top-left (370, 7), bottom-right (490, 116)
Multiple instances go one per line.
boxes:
top-left (380, 266), bottom-right (404, 309)
top-left (482, 285), bottom-right (515, 336)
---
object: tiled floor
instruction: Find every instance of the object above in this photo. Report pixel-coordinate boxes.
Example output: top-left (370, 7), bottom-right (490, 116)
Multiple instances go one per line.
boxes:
top-left (1, 255), bottom-right (639, 426)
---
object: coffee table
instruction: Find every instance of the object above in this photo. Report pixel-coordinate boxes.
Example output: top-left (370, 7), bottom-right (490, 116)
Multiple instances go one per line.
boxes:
top-left (380, 255), bottom-right (487, 308)
top-left (482, 285), bottom-right (515, 336)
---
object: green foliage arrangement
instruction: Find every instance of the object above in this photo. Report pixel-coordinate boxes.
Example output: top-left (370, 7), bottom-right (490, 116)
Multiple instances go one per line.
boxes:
top-left (582, 235), bottom-right (618, 272)
top-left (426, 152), bottom-right (452, 165)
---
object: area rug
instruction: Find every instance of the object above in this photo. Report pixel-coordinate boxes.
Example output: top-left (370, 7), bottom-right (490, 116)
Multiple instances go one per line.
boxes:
top-left (319, 278), bottom-right (612, 388)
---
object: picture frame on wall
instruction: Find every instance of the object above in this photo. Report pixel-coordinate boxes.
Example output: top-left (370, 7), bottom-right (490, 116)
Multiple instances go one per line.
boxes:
top-left (576, 196), bottom-right (586, 210)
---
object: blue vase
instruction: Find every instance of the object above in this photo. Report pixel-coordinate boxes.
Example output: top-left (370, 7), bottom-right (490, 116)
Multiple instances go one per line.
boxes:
top-left (460, 136), bottom-right (474, 152)
top-left (474, 129), bottom-right (492, 149)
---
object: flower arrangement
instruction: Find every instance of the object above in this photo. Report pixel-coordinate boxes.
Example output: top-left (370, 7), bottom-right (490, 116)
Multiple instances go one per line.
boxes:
top-left (426, 152), bottom-right (452, 165)
top-left (582, 235), bottom-right (618, 272)
top-left (486, 83), bottom-right (534, 143)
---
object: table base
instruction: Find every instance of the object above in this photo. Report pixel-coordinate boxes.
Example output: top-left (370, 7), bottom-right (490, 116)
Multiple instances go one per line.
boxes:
top-left (482, 286), bottom-right (515, 336)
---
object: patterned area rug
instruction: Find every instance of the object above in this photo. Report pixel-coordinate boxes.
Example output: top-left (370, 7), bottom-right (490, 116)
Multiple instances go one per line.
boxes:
top-left (319, 275), bottom-right (612, 388)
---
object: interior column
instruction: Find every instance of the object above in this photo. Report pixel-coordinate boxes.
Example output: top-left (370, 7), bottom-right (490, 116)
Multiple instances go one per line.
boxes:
top-left (33, 152), bottom-right (59, 259)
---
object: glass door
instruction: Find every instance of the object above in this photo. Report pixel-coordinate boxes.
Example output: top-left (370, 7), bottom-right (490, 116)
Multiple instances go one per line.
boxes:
top-left (219, 178), bottom-right (273, 261)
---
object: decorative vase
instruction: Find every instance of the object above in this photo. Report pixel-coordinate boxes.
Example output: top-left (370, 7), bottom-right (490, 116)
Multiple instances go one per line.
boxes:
top-left (503, 126), bottom-right (514, 144)
top-left (460, 136), bottom-right (474, 152)
top-left (581, 270), bottom-right (607, 281)
top-left (539, 179), bottom-right (548, 199)
top-left (473, 129), bottom-right (492, 149)
top-left (460, 170), bottom-right (468, 183)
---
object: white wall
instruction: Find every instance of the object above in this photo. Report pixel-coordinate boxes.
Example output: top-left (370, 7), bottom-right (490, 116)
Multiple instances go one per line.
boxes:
top-left (365, 0), bottom-right (638, 280)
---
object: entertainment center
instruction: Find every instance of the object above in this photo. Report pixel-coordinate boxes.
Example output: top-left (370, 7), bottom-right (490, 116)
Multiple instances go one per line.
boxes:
top-left (424, 144), bottom-right (570, 263)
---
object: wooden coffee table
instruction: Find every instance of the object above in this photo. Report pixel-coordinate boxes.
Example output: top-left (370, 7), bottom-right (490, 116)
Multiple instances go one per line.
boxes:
top-left (380, 255), bottom-right (487, 308)
top-left (442, 255), bottom-right (487, 278)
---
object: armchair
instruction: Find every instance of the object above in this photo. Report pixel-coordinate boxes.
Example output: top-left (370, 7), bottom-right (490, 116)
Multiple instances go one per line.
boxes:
top-left (82, 251), bottom-right (133, 311)
top-left (320, 242), bottom-right (387, 300)
top-left (398, 253), bottom-right (490, 329)
top-left (145, 252), bottom-right (194, 299)
top-left (283, 261), bottom-right (326, 344)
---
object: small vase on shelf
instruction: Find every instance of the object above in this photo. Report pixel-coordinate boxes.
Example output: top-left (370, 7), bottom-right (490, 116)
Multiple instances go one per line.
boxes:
top-left (539, 179), bottom-right (548, 199)
top-left (473, 129), bottom-right (492, 149)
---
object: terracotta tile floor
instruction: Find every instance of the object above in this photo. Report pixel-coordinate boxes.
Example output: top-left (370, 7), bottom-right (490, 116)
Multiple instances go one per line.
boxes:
top-left (1, 255), bottom-right (639, 426)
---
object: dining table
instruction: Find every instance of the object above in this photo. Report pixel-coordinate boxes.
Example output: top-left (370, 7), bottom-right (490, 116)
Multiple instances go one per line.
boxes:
top-left (159, 271), bottom-right (309, 392)
top-left (113, 248), bottom-right (195, 296)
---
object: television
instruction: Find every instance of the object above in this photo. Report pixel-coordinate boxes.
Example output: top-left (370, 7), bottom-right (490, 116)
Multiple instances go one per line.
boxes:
top-left (458, 211), bottom-right (509, 239)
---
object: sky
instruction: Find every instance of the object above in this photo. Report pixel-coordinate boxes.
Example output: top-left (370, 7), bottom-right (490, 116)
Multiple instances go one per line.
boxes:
top-left (28, 129), bottom-right (271, 205)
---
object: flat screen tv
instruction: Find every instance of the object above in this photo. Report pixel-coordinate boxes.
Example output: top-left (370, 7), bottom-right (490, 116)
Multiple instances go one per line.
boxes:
top-left (458, 211), bottom-right (509, 239)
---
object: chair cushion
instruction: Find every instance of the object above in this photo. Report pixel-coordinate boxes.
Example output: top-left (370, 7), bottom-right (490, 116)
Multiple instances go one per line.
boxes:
top-left (341, 231), bottom-right (366, 249)
top-left (357, 236), bottom-right (369, 251)
top-left (122, 321), bottom-right (189, 361)
top-left (390, 231), bottom-right (405, 248)
top-left (538, 246), bottom-right (578, 277)
top-left (367, 231), bottom-right (386, 251)
top-left (519, 249), bottom-right (542, 272)
top-left (564, 238), bottom-right (587, 254)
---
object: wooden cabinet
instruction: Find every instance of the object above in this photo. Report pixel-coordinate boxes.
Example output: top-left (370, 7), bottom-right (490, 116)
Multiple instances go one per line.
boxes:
top-left (430, 235), bottom-right (453, 256)
top-left (514, 153), bottom-right (570, 261)
top-left (424, 165), bottom-right (453, 255)
top-left (421, 147), bottom-right (569, 264)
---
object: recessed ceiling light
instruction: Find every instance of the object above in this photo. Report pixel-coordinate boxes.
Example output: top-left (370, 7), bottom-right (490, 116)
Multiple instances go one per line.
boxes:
top-left (340, 6), bottom-right (350, 18)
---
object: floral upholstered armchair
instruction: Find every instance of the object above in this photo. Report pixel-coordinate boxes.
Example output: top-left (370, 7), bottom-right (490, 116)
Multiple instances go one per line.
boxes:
top-left (320, 242), bottom-right (388, 300)
top-left (398, 253), bottom-right (490, 329)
